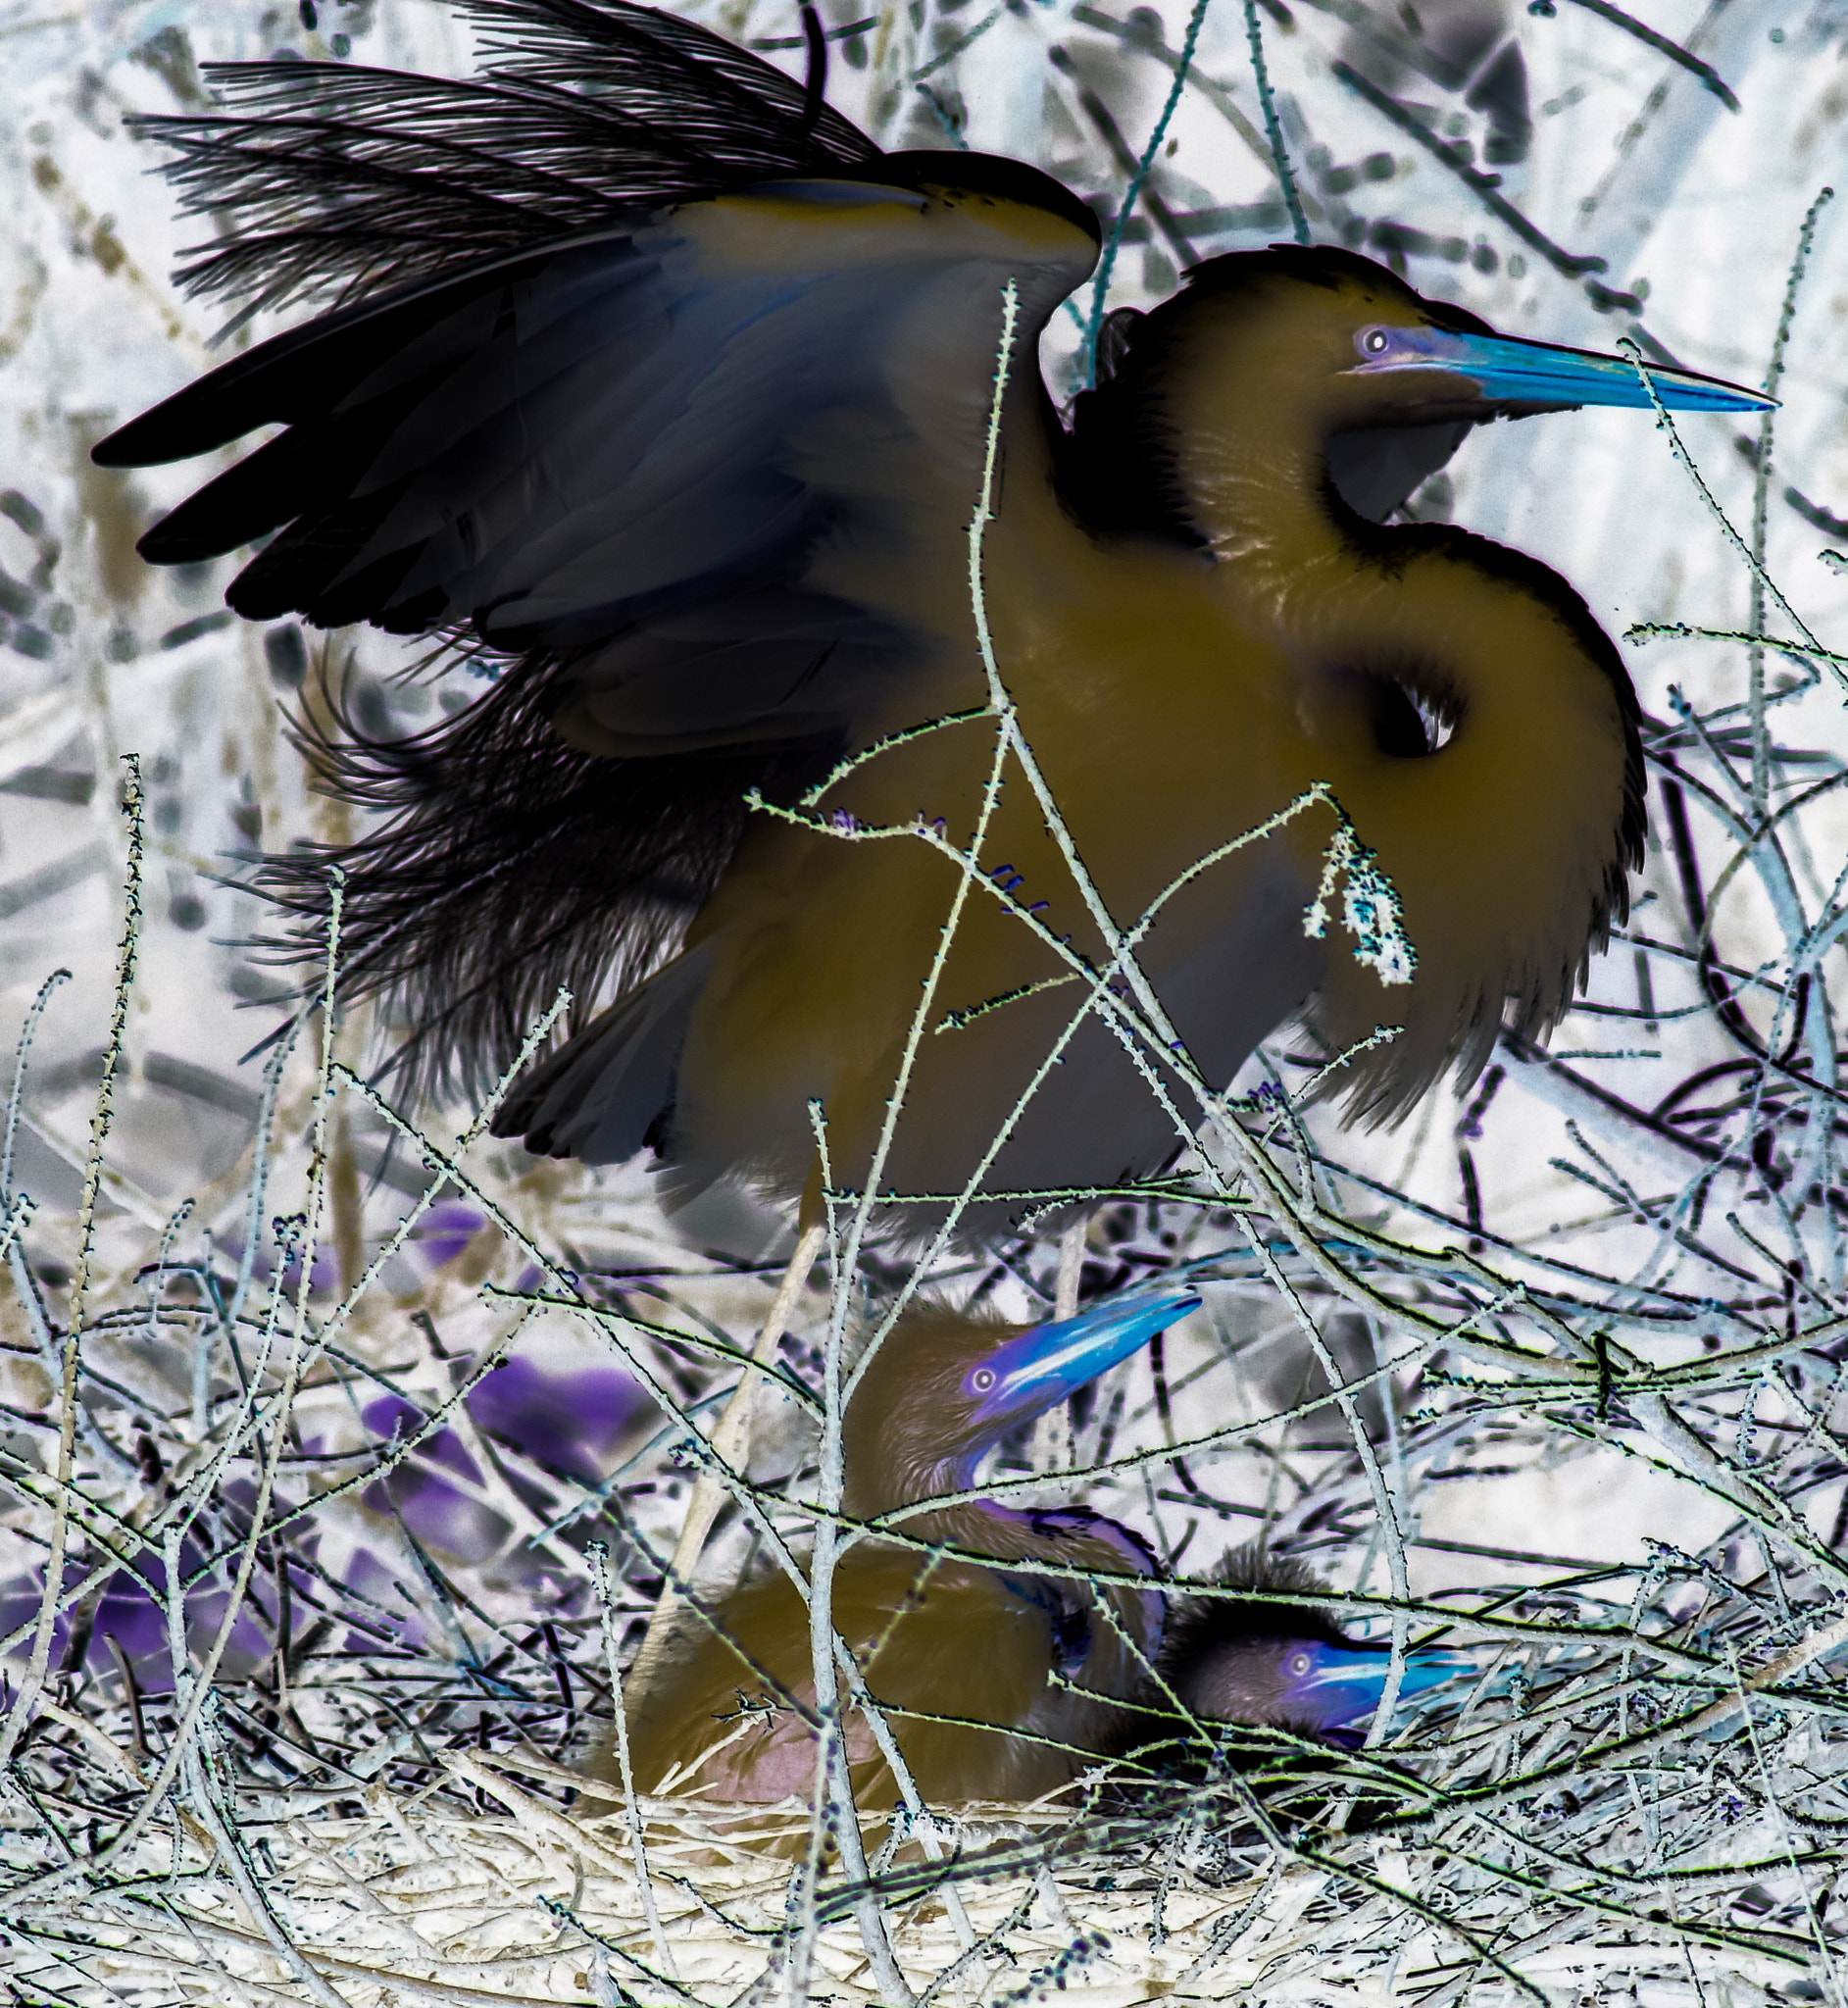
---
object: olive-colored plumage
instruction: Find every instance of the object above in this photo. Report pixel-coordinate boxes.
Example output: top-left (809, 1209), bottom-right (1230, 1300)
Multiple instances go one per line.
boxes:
top-left (608, 1298), bottom-right (1177, 1810)
top-left (93, 0), bottom-right (1768, 1245)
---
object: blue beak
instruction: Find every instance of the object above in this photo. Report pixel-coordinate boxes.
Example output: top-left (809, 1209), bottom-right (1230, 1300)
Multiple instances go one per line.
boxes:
top-left (972, 1289), bottom-right (1199, 1429)
top-left (1290, 1642), bottom-right (1474, 1730)
top-left (1349, 325), bottom-right (1773, 415)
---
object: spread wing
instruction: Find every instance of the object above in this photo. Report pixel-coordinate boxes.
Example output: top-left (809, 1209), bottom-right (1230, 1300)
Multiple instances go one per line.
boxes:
top-left (94, 0), bottom-right (1098, 1093)
top-left (97, 175), bottom-right (1096, 752)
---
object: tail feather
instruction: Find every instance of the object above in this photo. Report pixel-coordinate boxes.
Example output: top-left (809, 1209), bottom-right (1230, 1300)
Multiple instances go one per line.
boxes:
top-left (494, 938), bottom-right (716, 1160)
top-left (252, 665), bottom-right (824, 1105)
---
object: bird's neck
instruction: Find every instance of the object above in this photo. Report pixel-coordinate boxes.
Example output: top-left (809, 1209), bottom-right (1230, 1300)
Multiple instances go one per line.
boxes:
top-left (845, 1443), bottom-right (1151, 1584)
top-left (840, 1428), bottom-right (1148, 1578)
top-left (839, 1420), bottom-right (1036, 1547)
top-left (840, 1427), bottom-right (983, 1525)
top-left (1153, 362), bottom-right (1642, 1121)
top-left (1169, 404), bottom-right (1354, 583)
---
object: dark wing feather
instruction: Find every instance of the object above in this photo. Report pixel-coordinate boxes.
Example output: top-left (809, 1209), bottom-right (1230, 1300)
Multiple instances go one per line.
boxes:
top-left (96, 0), bottom-right (1097, 1097)
top-left (127, 0), bottom-right (877, 321)
top-left (103, 185), bottom-right (1091, 742)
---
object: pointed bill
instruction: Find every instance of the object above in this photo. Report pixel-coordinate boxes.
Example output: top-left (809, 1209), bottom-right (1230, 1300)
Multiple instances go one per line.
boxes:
top-left (1348, 324), bottom-right (1773, 414)
top-left (1292, 1643), bottom-right (1475, 1729)
top-left (973, 1289), bottom-right (1200, 1428)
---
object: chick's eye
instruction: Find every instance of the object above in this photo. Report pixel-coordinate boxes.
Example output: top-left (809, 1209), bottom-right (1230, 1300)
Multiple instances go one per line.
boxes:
top-left (971, 1367), bottom-right (997, 1393)
top-left (1359, 326), bottom-right (1391, 357)
top-left (1289, 1650), bottom-right (1313, 1678)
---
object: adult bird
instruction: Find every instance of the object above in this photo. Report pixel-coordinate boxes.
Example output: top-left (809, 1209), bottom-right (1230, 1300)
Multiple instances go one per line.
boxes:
top-left (605, 1289), bottom-right (1193, 1811)
top-left (94, 0), bottom-right (1772, 1243)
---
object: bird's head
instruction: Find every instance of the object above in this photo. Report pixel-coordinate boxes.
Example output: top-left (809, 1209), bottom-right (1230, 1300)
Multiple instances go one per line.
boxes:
top-left (1068, 243), bottom-right (1771, 532)
top-left (1158, 1548), bottom-right (1471, 1745)
top-left (843, 1288), bottom-right (1198, 1517)
top-left (1062, 242), bottom-right (1769, 1133)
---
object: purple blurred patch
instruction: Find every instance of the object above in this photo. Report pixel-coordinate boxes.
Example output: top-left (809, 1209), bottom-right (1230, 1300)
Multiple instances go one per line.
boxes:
top-left (362, 1394), bottom-right (508, 1562)
top-left (0, 1349), bottom-right (651, 1698)
top-left (411, 1200), bottom-right (487, 1270)
top-left (0, 1540), bottom-right (279, 1694)
top-left (19, 1359), bottom-right (653, 1697)
top-left (468, 1356), bottom-right (648, 1483)
top-left (358, 1355), bottom-right (646, 1554)
top-left (219, 1238), bottom-right (338, 1296)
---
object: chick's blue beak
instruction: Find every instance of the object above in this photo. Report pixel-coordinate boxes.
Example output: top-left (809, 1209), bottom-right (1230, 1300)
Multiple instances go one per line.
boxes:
top-left (1349, 324), bottom-right (1773, 415)
top-left (1288, 1642), bottom-right (1475, 1730)
top-left (972, 1289), bottom-right (1200, 1429)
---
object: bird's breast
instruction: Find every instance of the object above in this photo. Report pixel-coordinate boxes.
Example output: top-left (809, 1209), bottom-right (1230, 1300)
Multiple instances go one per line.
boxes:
top-left (667, 506), bottom-right (1352, 1211)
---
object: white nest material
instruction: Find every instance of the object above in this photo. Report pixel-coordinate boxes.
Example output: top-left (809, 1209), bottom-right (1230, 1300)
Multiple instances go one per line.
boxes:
top-left (32, 1762), bottom-right (1827, 2008)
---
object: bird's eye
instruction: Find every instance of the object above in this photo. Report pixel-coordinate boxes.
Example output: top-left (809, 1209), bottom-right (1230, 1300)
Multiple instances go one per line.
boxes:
top-left (1289, 1650), bottom-right (1313, 1677)
top-left (1359, 327), bottom-right (1392, 357)
top-left (971, 1367), bottom-right (997, 1393)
